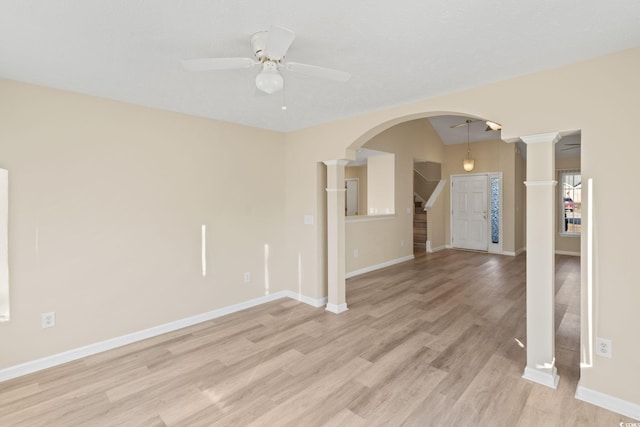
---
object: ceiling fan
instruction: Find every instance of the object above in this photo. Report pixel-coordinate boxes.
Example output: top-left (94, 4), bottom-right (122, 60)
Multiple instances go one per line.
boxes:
top-left (182, 25), bottom-right (351, 95)
top-left (450, 119), bottom-right (502, 132)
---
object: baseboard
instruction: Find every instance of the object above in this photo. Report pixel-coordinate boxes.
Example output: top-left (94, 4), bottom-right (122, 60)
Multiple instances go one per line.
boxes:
top-left (555, 250), bottom-right (580, 256)
top-left (522, 366), bottom-right (559, 389)
top-left (575, 384), bottom-right (640, 421)
top-left (0, 290), bottom-right (323, 383)
top-left (426, 241), bottom-right (446, 253)
top-left (326, 303), bottom-right (348, 314)
top-left (503, 248), bottom-right (526, 256)
top-left (280, 290), bottom-right (328, 308)
top-left (345, 254), bottom-right (414, 279)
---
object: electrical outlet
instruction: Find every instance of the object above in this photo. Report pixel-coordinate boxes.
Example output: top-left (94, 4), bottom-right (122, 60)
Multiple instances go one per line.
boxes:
top-left (42, 312), bottom-right (56, 329)
top-left (354, 249), bottom-right (359, 257)
top-left (595, 337), bottom-right (612, 359)
top-left (243, 272), bottom-right (251, 283)
top-left (400, 240), bottom-right (404, 247)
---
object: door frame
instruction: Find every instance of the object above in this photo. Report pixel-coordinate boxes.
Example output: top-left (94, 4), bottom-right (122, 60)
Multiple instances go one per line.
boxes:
top-left (345, 177), bottom-right (360, 216)
top-left (450, 172), bottom-right (503, 254)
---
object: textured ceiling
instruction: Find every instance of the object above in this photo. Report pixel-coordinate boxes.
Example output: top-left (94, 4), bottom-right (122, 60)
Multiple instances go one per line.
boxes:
top-left (1, 1), bottom-right (639, 133)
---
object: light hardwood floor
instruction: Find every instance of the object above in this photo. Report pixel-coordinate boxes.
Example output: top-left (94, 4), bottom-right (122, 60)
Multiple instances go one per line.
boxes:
top-left (0, 250), bottom-right (634, 426)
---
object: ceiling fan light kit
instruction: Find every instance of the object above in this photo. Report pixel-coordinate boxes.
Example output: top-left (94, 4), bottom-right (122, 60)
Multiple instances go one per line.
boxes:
top-left (255, 61), bottom-right (283, 94)
top-left (182, 25), bottom-right (351, 96)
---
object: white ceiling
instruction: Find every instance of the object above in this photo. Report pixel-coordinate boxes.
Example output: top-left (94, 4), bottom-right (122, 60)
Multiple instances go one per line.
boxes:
top-left (1, 1), bottom-right (639, 134)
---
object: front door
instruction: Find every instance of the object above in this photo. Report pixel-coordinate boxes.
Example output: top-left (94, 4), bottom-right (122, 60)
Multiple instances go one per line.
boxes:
top-left (452, 175), bottom-right (488, 251)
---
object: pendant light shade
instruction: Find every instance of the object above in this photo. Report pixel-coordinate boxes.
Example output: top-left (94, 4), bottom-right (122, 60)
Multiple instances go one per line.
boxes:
top-left (463, 156), bottom-right (475, 172)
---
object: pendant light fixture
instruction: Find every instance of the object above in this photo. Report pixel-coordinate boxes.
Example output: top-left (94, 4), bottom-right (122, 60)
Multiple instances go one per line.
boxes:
top-left (463, 119), bottom-right (475, 172)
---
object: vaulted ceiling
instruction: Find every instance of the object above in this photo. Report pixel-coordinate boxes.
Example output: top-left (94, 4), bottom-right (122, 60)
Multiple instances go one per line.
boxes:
top-left (1, 1), bottom-right (639, 135)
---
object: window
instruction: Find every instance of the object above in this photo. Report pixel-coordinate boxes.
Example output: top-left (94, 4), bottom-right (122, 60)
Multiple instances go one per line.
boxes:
top-left (560, 171), bottom-right (581, 235)
top-left (491, 177), bottom-right (500, 244)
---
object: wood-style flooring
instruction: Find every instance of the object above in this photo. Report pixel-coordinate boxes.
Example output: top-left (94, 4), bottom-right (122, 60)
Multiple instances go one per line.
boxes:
top-left (0, 250), bottom-right (635, 426)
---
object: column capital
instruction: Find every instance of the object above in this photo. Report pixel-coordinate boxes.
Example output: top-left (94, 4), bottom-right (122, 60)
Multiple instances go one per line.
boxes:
top-left (521, 132), bottom-right (562, 145)
top-left (323, 159), bottom-right (350, 167)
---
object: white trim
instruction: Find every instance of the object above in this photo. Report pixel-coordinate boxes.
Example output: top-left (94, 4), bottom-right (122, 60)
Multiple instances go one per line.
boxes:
top-left (345, 255), bottom-right (414, 279)
top-left (555, 250), bottom-right (580, 256)
top-left (345, 214), bottom-right (395, 223)
top-left (0, 290), bottom-right (325, 383)
top-left (325, 188), bottom-right (346, 193)
top-left (426, 242), bottom-right (447, 253)
top-left (524, 180), bottom-right (558, 187)
top-left (322, 159), bottom-right (350, 167)
top-left (576, 384), bottom-right (640, 421)
top-left (521, 132), bottom-right (562, 145)
top-left (280, 290), bottom-right (328, 308)
top-left (325, 303), bottom-right (348, 314)
top-left (522, 366), bottom-right (560, 389)
top-left (503, 248), bottom-right (525, 256)
top-left (424, 179), bottom-right (446, 209)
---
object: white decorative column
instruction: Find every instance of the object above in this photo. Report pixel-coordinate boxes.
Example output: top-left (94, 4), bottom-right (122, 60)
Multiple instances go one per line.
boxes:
top-left (522, 132), bottom-right (561, 389)
top-left (323, 159), bottom-right (349, 314)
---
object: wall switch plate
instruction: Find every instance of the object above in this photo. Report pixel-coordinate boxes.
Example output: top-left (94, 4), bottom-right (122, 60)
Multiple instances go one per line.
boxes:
top-left (354, 249), bottom-right (359, 257)
top-left (42, 312), bottom-right (56, 328)
top-left (243, 272), bottom-right (251, 283)
top-left (595, 337), bottom-right (612, 358)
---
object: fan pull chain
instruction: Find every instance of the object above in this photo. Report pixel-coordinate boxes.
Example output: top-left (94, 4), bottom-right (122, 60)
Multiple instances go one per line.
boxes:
top-left (281, 81), bottom-right (287, 110)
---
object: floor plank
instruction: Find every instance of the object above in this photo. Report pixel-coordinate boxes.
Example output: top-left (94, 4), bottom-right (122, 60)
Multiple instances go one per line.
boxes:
top-left (0, 251), bottom-right (635, 426)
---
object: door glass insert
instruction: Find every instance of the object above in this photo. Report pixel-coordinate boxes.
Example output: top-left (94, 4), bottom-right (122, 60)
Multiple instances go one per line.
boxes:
top-left (490, 177), bottom-right (500, 244)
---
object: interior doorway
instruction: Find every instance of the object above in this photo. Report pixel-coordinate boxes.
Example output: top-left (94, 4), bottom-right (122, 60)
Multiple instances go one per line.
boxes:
top-left (345, 178), bottom-right (359, 216)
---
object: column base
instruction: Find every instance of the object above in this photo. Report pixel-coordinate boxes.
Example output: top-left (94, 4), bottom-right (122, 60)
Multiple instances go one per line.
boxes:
top-left (522, 366), bottom-right (560, 389)
top-left (325, 303), bottom-right (348, 314)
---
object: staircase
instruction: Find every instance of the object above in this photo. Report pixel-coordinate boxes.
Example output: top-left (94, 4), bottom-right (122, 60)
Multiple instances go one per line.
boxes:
top-left (413, 199), bottom-right (427, 253)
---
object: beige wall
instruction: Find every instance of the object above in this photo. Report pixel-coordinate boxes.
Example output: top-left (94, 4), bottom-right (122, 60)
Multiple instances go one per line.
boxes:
top-left (344, 119), bottom-right (445, 273)
top-left (556, 156), bottom-right (581, 255)
top-left (0, 79), bottom-right (287, 369)
top-left (285, 47), bottom-right (640, 406)
top-left (366, 153), bottom-right (395, 215)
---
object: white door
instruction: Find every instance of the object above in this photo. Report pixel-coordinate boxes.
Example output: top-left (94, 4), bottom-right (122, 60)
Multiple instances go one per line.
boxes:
top-left (452, 175), bottom-right (488, 251)
top-left (345, 179), bottom-right (359, 216)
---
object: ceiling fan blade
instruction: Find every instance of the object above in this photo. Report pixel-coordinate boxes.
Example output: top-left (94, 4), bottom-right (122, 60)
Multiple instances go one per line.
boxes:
top-left (564, 143), bottom-right (581, 146)
top-left (560, 146), bottom-right (580, 151)
top-left (181, 57), bottom-right (256, 71)
top-left (264, 25), bottom-right (295, 60)
top-left (450, 119), bottom-right (481, 129)
top-left (285, 62), bottom-right (351, 82)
